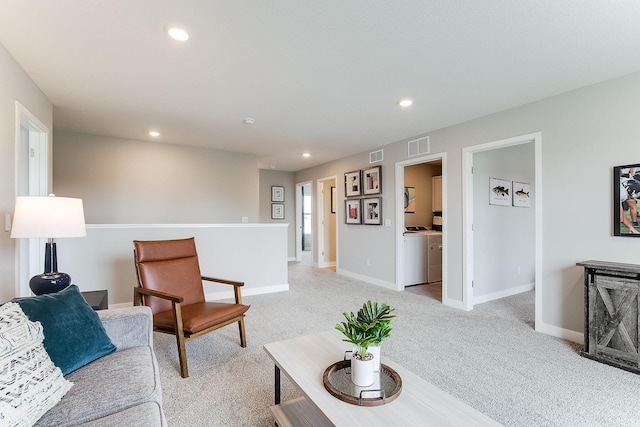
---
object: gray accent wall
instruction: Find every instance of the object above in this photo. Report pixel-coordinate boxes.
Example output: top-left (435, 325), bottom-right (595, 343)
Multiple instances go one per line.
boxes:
top-left (297, 70), bottom-right (640, 337)
top-left (54, 131), bottom-right (259, 224)
top-left (0, 42), bottom-right (53, 302)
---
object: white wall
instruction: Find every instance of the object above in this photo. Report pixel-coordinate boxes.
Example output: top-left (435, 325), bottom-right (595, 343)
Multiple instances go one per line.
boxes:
top-left (473, 143), bottom-right (535, 302)
top-left (0, 42), bottom-right (53, 302)
top-left (296, 71), bottom-right (640, 339)
top-left (54, 131), bottom-right (259, 224)
top-left (57, 224), bottom-right (289, 305)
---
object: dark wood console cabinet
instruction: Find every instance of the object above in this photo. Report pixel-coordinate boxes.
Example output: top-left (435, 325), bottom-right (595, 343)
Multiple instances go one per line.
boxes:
top-left (577, 260), bottom-right (640, 374)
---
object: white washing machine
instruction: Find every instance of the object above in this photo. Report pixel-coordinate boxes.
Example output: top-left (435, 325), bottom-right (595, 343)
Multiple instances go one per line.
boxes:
top-left (404, 227), bottom-right (442, 285)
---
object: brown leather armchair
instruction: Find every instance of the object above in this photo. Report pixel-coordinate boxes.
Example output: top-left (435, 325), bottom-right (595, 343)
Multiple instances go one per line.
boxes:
top-left (133, 237), bottom-right (249, 378)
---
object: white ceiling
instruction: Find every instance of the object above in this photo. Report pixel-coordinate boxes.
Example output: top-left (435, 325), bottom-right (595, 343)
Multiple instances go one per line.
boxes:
top-left (2, 1), bottom-right (640, 171)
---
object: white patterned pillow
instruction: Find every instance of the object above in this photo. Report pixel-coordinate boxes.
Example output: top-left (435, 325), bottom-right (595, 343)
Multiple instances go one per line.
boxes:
top-left (0, 302), bottom-right (73, 427)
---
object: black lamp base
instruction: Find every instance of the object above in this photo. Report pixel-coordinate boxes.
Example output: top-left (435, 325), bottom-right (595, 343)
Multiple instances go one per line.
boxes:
top-left (29, 272), bottom-right (71, 295)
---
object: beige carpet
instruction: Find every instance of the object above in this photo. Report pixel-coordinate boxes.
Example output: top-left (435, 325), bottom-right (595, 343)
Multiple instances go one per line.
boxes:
top-left (156, 262), bottom-right (640, 426)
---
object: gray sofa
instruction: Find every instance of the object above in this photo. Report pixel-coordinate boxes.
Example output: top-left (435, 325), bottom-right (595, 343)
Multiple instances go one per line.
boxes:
top-left (35, 306), bottom-right (167, 426)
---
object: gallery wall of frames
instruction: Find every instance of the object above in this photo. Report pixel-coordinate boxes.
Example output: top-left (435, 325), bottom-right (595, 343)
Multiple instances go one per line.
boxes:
top-left (344, 165), bottom-right (381, 225)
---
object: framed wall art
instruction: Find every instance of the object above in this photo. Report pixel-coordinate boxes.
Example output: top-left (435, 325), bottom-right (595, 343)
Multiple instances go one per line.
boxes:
top-left (614, 163), bottom-right (640, 236)
top-left (330, 186), bottom-right (336, 214)
top-left (404, 187), bottom-right (416, 213)
top-left (345, 199), bottom-right (361, 224)
top-left (271, 203), bottom-right (285, 220)
top-left (362, 197), bottom-right (381, 225)
top-left (345, 170), bottom-right (361, 197)
top-left (271, 186), bottom-right (285, 202)
top-left (362, 165), bottom-right (381, 195)
top-left (512, 181), bottom-right (531, 208)
top-left (489, 177), bottom-right (512, 207)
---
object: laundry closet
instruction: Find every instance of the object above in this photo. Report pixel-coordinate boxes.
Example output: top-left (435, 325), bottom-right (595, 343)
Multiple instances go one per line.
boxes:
top-left (403, 160), bottom-right (443, 287)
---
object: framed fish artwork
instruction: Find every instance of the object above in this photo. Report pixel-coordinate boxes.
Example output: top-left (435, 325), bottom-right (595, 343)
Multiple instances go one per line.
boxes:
top-left (489, 177), bottom-right (512, 206)
top-left (512, 181), bottom-right (531, 207)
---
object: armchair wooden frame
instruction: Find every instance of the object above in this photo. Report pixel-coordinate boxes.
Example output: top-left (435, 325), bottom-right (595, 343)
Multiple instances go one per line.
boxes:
top-left (133, 275), bottom-right (247, 378)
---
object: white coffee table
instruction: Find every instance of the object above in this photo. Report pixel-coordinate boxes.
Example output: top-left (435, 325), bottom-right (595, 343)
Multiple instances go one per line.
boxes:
top-left (263, 330), bottom-right (502, 426)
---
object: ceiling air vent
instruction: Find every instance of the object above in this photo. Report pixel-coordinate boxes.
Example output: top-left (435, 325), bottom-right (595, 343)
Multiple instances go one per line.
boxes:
top-left (408, 136), bottom-right (430, 157)
top-left (369, 149), bottom-right (383, 164)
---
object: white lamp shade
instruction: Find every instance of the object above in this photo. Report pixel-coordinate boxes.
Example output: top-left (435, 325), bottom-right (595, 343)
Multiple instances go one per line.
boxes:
top-left (10, 196), bottom-right (86, 239)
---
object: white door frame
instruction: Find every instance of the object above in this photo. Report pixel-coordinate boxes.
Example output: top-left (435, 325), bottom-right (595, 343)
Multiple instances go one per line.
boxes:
top-left (395, 153), bottom-right (448, 298)
top-left (14, 101), bottom-right (50, 297)
top-left (295, 181), bottom-right (312, 262)
top-left (316, 176), bottom-right (337, 268)
top-left (462, 132), bottom-right (542, 324)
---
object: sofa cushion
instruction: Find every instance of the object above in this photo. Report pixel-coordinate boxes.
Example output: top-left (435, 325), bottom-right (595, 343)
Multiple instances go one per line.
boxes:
top-left (76, 402), bottom-right (164, 427)
top-left (0, 302), bottom-right (73, 427)
top-left (14, 285), bottom-right (116, 375)
top-left (35, 345), bottom-right (163, 427)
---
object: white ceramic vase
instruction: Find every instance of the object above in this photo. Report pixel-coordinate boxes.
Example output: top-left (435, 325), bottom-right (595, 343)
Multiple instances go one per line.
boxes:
top-left (369, 344), bottom-right (381, 372)
top-left (351, 352), bottom-right (375, 386)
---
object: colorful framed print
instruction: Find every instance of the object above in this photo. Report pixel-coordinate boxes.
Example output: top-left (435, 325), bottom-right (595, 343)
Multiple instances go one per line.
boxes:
top-left (362, 197), bottom-right (381, 225)
top-left (345, 170), bottom-right (361, 197)
top-left (614, 163), bottom-right (640, 236)
top-left (362, 165), bottom-right (381, 195)
top-left (345, 199), bottom-right (361, 224)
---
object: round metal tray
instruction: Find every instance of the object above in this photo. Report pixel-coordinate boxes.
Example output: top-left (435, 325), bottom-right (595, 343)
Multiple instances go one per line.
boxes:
top-left (322, 360), bottom-right (402, 406)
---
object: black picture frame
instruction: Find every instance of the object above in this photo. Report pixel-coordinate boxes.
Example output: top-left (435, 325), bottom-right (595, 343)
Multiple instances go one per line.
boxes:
top-left (614, 163), bottom-right (640, 236)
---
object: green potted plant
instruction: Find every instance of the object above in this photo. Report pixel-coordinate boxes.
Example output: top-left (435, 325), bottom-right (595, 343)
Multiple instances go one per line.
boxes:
top-left (356, 300), bottom-right (395, 372)
top-left (335, 299), bottom-right (396, 386)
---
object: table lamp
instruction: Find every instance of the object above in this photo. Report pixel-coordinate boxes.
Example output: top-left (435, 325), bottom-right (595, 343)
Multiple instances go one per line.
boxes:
top-left (11, 194), bottom-right (86, 295)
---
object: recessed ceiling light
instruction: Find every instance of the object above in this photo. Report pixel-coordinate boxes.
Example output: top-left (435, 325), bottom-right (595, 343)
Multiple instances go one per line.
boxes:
top-left (167, 27), bottom-right (189, 41)
top-left (149, 131), bottom-right (160, 137)
top-left (398, 98), bottom-right (413, 107)
top-left (302, 153), bottom-right (311, 158)
top-left (243, 118), bottom-right (256, 125)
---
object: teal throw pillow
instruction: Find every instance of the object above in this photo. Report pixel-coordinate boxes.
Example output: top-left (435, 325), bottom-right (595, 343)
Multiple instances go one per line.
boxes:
top-left (14, 285), bottom-right (116, 375)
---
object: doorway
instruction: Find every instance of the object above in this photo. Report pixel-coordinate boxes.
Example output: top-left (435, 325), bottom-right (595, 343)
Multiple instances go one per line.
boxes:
top-left (462, 132), bottom-right (542, 326)
top-left (395, 153), bottom-right (448, 303)
top-left (14, 101), bottom-right (50, 297)
top-left (316, 176), bottom-right (337, 269)
top-left (295, 181), bottom-right (312, 264)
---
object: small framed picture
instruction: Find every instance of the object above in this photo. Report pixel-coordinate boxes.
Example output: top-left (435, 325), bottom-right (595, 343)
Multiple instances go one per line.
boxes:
top-left (330, 186), bottom-right (337, 214)
top-left (614, 163), bottom-right (640, 236)
top-left (362, 165), bottom-right (381, 195)
top-left (345, 170), bottom-right (361, 197)
top-left (362, 197), bottom-right (382, 225)
top-left (512, 181), bottom-right (531, 208)
top-left (345, 199), bottom-right (361, 224)
top-left (489, 177), bottom-right (512, 207)
top-left (271, 186), bottom-right (285, 202)
top-left (271, 203), bottom-right (285, 219)
top-left (404, 187), bottom-right (416, 213)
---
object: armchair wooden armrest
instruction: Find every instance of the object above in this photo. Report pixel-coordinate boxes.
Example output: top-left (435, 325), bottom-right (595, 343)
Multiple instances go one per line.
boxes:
top-left (134, 286), bottom-right (184, 306)
top-left (201, 276), bottom-right (245, 305)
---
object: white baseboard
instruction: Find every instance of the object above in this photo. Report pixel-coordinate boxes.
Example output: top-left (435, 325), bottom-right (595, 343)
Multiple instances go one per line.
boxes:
top-left (318, 261), bottom-right (336, 268)
top-left (206, 284), bottom-right (289, 301)
top-left (442, 297), bottom-right (469, 311)
top-left (336, 269), bottom-right (397, 291)
top-left (536, 321), bottom-right (583, 344)
top-left (288, 257), bottom-right (297, 262)
top-left (473, 283), bottom-right (535, 305)
top-left (111, 284), bottom-right (290, 308)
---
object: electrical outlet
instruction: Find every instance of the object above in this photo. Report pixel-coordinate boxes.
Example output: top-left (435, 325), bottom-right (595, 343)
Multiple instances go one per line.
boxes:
top-left (366, 258), bottom-right (371, 266)
top-left (4, 214), bottom-right (11, 232)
